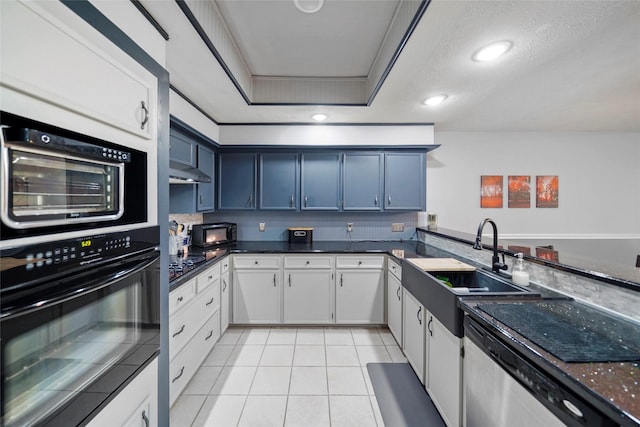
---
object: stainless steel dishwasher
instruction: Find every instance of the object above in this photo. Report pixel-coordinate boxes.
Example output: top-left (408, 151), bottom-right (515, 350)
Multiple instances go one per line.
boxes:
top-left (463, 316), bottom-right (615, 427)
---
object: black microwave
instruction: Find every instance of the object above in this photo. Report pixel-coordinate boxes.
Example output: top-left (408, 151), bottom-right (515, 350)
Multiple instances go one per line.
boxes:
top-left (191, 222), bottom-right (237, 247)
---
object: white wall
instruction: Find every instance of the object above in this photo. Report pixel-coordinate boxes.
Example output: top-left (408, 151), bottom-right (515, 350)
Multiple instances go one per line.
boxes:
top-left (426, 132), bottom-right (640, 238)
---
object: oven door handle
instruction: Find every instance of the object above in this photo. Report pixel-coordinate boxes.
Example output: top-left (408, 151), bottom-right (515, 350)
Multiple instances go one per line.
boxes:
top-left (1, 251), bottom-right (159, 319)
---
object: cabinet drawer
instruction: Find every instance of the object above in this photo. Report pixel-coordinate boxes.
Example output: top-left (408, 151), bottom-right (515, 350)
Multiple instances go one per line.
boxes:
top-left (388, 258), bottom-right (402, 280)
top-left (196, 263), bottom-right (220, 293)
top-left (170, 314), bottom-right (219, 406)
top-left (284, 255), bottom-right (334, 269)
top-left (336, 255), bottom-right (384, 269)
top-left (169, 302), bottom-right (199, 361)
top-left (198, 282), bottom-right (220, 317)
top-left (169, 280), bottom-right (195, 316)
top-left (233, 255), bottom-right (281, 269)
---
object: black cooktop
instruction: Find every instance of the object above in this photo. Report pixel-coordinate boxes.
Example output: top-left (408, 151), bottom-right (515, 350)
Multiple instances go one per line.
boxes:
top-left (478, 301), bottom-right (640, 363)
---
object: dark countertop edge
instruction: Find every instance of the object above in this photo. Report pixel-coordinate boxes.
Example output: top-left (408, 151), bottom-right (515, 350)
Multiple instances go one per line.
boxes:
top-left (417, 227), bottom-right (640, 292)
top-left (460, 302), bottom-right (639, 427)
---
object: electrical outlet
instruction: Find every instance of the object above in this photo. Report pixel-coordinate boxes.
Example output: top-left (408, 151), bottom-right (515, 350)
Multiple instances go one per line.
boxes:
top-left (391, 223), bottom-right (405, 232)
top-left (347, 222), bottom-right (353, 233)
top-left (259, 222), bottom-right (266, 232)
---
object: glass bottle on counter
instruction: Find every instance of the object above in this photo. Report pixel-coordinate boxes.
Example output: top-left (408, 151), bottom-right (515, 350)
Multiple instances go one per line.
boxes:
top-left (512, 253), bottom-right (530, 286)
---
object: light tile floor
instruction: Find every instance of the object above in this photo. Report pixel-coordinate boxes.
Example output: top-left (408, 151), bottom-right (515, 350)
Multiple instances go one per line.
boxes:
top-left (171, 326), bottom-right (407, 427)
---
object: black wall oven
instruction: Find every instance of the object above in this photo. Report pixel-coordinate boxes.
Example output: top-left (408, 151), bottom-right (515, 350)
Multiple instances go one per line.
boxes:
top-left (0, 226), bottom-right (160, 427)
top-left (1, 112), bottom-right (148, 241)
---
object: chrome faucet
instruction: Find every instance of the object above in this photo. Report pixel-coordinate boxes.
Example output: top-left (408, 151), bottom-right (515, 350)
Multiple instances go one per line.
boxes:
top-left (473, 218), bottom-right (508, 274)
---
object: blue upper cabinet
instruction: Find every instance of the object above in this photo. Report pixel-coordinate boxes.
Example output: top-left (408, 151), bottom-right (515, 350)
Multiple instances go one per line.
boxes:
top-left (384, 153), bottom-right (426, 211)
top-left (301, 153), bottom-right (341, 210)
top-left (342, 153), bottom-right (383, 211)
top-left (260, 153), bottom-right (299, 210)
top-left (197, 145), bottom-right (215, 211)
top-left (218, 153), bottom-right (257, 210)
top-left (169, 127), bottom-right (197, 167)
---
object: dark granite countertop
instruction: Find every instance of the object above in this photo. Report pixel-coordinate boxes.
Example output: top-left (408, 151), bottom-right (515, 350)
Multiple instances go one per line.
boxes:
top-left (461, 299), bottom-right (640, 426)
top-left (418, 227), bottom-right (640, 291)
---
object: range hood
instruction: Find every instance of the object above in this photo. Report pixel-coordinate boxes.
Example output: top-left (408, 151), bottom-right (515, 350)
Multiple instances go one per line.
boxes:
top-left (169, 160), bottom-right (212, 184)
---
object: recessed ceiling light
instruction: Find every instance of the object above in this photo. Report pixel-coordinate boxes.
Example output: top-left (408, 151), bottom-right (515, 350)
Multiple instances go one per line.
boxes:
top-left (472, 41), bottom-right (512, 62)
top-left (312, 113), bottom-right (328, 121)
top-left (423, 95), bottom-right (448, 106)
top-left (294, 0), bottom-right (324, 14)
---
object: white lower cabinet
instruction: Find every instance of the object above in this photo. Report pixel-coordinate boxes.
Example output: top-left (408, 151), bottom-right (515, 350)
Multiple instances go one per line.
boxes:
top-left (283, 255), bottom-right (334, 323)
top-left (284, 270), bottom-right (334, 323)
top-left (402, 288), bottom-right (425, 384)
top-left (87, 358), bottom-right (158, 427)
top-left (220, 265), bottom-right (230, 334)
top-left (386, 259), bottom-right (403, 345)
top-left (232, 256), bottom-right (282, 324)
top-left (426, 313), bottom-right (462, 427)
top-left (169, 262), bottom-right (222, 406)
top-left (335, 256), bottom-right (384, 324)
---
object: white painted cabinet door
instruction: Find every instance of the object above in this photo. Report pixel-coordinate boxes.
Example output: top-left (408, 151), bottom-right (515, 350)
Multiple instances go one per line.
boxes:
top-left (335, 269), bottom-right (384, 324)
top-left (233, 270), bottom-right (281, 323)
top-left (402, 288), bottom-right (425, 384)
top-left (87, 358), bottom-right (158, 427)
top-left (427, 314), bottom-right (462, 427)
top-left (284, 270), bottom-right (333, 323)
top-left (387, 270), bottom-right (403, 346)
top-left (0, 1), bottom-right (154, 140)
top-left (220, 269), bottom-right (230, 334)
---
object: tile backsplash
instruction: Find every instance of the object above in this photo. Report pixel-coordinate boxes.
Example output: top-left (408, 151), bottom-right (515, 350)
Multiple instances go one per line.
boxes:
top-left (203, 211), bottom-right (420, 241)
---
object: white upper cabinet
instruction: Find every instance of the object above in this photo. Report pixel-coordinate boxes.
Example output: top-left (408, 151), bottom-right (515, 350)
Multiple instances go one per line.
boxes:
top-left (0, 1), bottom-right (156, 142)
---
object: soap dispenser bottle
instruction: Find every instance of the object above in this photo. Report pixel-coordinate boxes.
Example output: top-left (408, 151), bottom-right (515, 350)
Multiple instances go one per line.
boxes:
top-left (512, 253), bottom-right (530, 286)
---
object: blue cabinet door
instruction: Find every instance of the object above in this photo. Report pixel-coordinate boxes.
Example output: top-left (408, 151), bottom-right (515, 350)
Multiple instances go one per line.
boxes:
top-left (197, 145), bottom-right (215, 211)
top-left (218, 153), bottom-right (257, 210)
top-left (169, 127), bottom-right (197, 167)
top-left (384, 153), bottom-right (426, 211)
top-left (301, 153), bottom-right (341, 210)
top-left (260, 153), bottom-right (299, 210)
top-left (343, 153), bottom-right (383, 211)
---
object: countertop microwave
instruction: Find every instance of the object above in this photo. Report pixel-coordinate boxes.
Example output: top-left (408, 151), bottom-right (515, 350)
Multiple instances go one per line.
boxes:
top-left (191, 222), bottom-right (237, 247)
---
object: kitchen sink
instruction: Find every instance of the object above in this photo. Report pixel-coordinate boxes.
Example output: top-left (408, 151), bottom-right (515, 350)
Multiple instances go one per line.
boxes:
top-left (402, 259), bottom-right (540, 337)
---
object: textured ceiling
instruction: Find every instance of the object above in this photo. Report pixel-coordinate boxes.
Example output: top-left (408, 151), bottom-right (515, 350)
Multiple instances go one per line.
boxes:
top-left (142, 0), bottom-right (640, 131)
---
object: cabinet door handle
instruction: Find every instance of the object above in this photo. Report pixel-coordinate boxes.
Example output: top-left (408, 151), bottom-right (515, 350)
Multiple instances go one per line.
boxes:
top-left (206, 297), bottom-right (214, 306)
top-left (304, 195), bottom-right (308, 207)
top-left (200, 194), bottom-right (204, 205)
top-left (417, 307), bottom-right (422, 325)
top-left (177, 296), bottom-right (184, 303)
top-left (374, 194), bottom-right (378, 206)
top-left (358, 260), bottom-right (362, 266)
top-left (273, 273), bottom-right (276, 287)
top-left (140, 101), bottom-right (149, 130)
top-left (428, 316), bottom-right (433, 336)
top-left (172, 366), bottom-right (185, 383)
top-left (205, 330), bottom-right (214, 340)
top-left (248, 194), bottom-right (253, 207)
top-left (142, 410), bottom-right (150, 427)
top-left (208, 274), bottom-right (213, 280)
top-left (340, 274), bottom-right (343, 287)
top-left (388, 195), bottom-right (392, 205)
top-left (223, 279), bottom-right (227, 291)
top-left (288, 274), bottom-right (292, 287)
top-left (396, 286), bottom-right (401, 301)
top-left (305, 260), bottom-right (310, 265)
top-left (290, 194), bottom-right (295, 207)
top-left (173, 324), bottom-right (185, 338)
